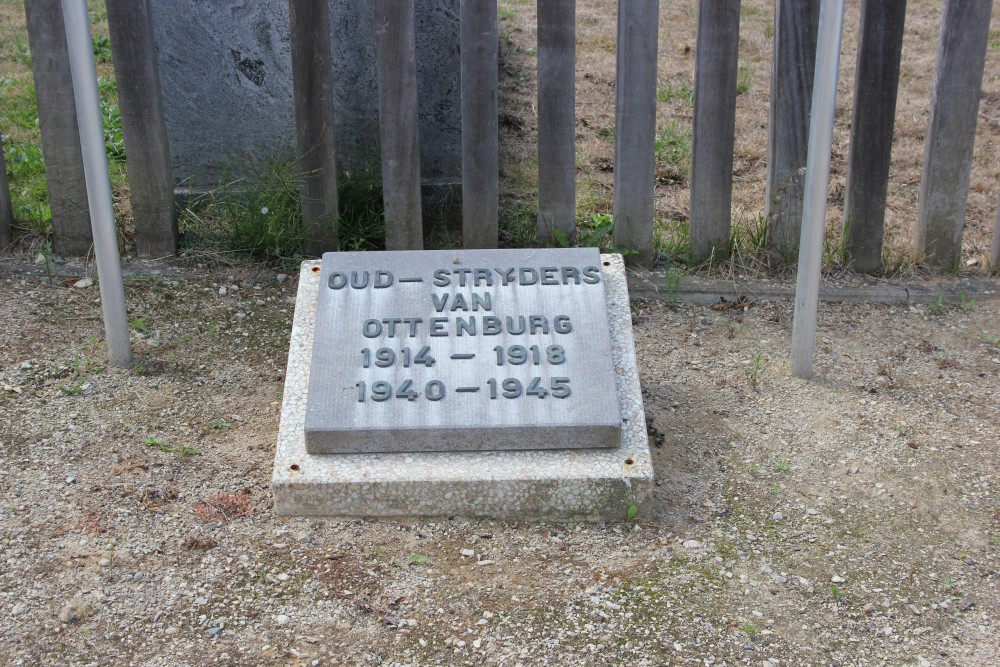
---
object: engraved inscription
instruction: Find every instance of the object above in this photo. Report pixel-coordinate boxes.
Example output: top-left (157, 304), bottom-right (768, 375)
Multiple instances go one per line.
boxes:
top-left (304, 248), bottom-right (621, 454)
top-left (361, 346), bottom-right (436, 368)
top-left (493, 344), bottom-right (565, 366)
top-left (338, 263), bottom-right (599, 404)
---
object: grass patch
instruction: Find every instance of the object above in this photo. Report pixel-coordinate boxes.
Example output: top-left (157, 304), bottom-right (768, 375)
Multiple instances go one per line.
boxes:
top-left (87, 0), bottom-right (108, 25)
top-left (959, 292), bottom-right (975, 313)
top-left (744, 349), bottom-right (765, 390)
top-left (91, 32), bottom-right (112, 63)
top-left (180, 160), bottom-right (389, 267)
top-left (576, 212), bottom-right (616, 251)
top-left (657, 80), bottom-right (693, 107)
top-left (577, 182), bottom-right (614, 219)
top-left (824, 223), bottom-right (848, 269)
top-left (588, 35), bottom-right (617, 54)
top-left (540, 211), bottom-right (639, 257)
top-left (499, 198), bottom-right (539, 248)
top-left (0, 15), bottom-right (32, 66)
top-left (596, 124), bottom-right (615, 144)
top-left (878, 244), bottom-right (918, 278)
top-left (337, 170), bottom-right (386, 252)
top-left (731, 212), bottom-right (769, 257)
top-left (2, 136), bottom-right (50, 237)
top-left (736, 64), bottom-right (752, 95)
top-left (979, 332), bottom-right (1000, 348)
top-left (1, 82), bottom-right (39, 133)
top-left (656, 216), bottom-right (691, 263)
top-left (675, 209), bottom-right (781, 274)
top-left (100, 84), bottom-right (125, 164)
top-left (180, 155), bottom-right (306, 267)
top-left (655, 121), bottom-right (692, 176)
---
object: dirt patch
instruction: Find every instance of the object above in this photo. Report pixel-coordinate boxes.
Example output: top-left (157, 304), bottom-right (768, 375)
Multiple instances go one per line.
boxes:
top-left (0, 266), bottom-right (997, 665)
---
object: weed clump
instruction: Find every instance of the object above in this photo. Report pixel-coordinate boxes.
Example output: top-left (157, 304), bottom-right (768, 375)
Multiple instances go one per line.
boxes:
top-left (179, 159), bottom-right (390, 267)
top-left (654, 121), bottom-right (692, 179)
top-left (183, 157), bottom-right (306, 266)
top-left (336, 170), bottom-right (386, 252)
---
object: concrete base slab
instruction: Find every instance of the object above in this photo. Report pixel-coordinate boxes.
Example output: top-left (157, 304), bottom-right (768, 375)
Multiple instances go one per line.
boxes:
top-left (272, 254), bottom-right (653, 521)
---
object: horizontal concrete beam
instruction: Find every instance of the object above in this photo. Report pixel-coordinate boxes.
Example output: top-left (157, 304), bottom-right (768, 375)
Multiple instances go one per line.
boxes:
top-left (1, 259), bottom-right (997, 307)
top-left (627, 270), bottom-right (999, 305)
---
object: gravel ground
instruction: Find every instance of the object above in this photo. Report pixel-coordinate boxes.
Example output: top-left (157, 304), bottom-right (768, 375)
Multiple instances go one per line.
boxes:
top-left (0, 264), bottom-right (998, 666)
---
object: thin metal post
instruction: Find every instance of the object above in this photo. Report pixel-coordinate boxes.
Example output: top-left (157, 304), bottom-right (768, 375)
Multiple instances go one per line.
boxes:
top-left (62, 0), bottom-right (132, 366)
top-left (790, 0), bottom-right (844, 379)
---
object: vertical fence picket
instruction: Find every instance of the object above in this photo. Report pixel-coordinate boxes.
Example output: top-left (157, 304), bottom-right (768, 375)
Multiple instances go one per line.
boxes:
top-left (537, 0), bottom-right (576, 243)
top-left (612, 0), bottom-right (659, 263)
top-left (990, 196), bottom-right (1000, 270)
top-left (24, 0), bottom-right (92, 255)
top-left (375, 0), bottom-right (423, 250)
top-left (290, 0), bottom-right (339, 255)
top-left (765, 0), bottom-right (819, 259)
top-left (842, 0), bottom-right (906, 273)
top-left (915, 0), bottom-right (993, 268)
top-left (0, 141), bottom-right (12, 249)
top-left (105, 0), bottom-right (176, 257)
top-left (689, 0), bottom-right (740, 264)
top-left (460, 0), bottom-right (499, 249)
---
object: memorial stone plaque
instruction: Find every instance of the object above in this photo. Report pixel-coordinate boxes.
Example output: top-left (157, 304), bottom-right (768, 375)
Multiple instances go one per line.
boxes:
top-left (304, 248), bottom-right (622, 454)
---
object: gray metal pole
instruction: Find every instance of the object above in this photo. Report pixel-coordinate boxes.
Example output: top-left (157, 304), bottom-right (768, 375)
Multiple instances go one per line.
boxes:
top-left (790, 0), bottom-right (844, 379)
top-left (62, 0), bottom-right (132, 366)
